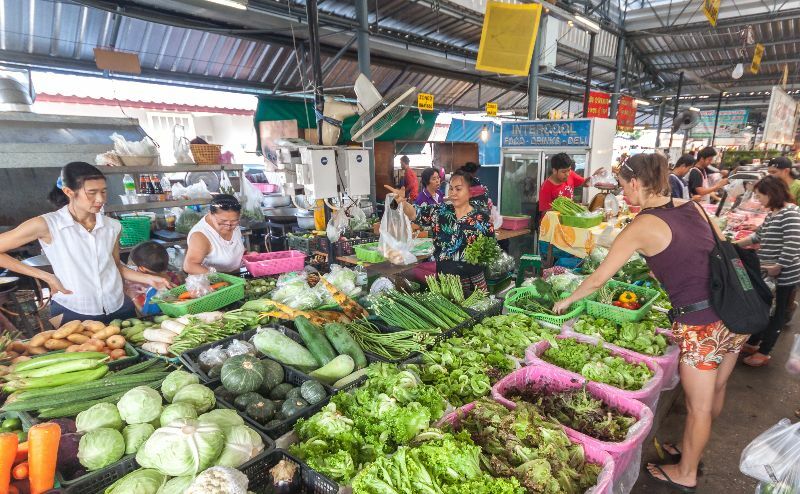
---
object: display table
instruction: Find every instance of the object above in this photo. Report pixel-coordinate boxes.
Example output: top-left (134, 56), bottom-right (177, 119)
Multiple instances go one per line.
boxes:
top-left (538, 211), bottom-right (600, 259)
top-left (496, 228), bottom-right (531, 241)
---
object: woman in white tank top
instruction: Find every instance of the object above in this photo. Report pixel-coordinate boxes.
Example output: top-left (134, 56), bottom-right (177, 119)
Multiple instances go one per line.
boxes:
top-left (184, 195), bottom-right (245, 274)
top-left (0, 162), bottom-right (174, 324)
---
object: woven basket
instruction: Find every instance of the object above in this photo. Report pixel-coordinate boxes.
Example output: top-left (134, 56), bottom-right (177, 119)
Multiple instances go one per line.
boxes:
top-left (190, 144), bottom-right (222, 165)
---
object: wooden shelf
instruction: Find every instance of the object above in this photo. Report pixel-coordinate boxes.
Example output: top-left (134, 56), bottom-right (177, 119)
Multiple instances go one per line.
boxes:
top-left (99, 164), bottom-right (243, 174)
top-left (105, 199), bottom-right (211, 213)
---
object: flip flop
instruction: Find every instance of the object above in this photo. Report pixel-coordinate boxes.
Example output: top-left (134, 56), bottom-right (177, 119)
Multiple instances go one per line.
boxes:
top-left (741, 344), bottom-right (760, 356)
top-left (658, 442), bottom-right (704, 474)
top-left (646, 464), bottom-right (697, 493)
top-left (743, 353), bottom-right (771, 367)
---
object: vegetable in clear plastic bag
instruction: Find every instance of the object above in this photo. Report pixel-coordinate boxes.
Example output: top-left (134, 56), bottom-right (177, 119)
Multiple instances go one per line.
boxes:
top-left (378, 194), bottom-right (418, 265)
top-left (486, 251), bottom-right (515, 280)
top-left (237, 177), bottom-right (264, 222)
top-left (173, 124), bottom-right (194, 163)
top-left (226, 339), bottom-right (257, 358)
top-left (349, 205), bottom-right (370, 231)
top-left (185, 272), bottom-right (214, 298)
top-left (740, 419), bottom-right (800, 486)
top-left (199, 345), bottom-right (229, 370)
top-left (327, 207), bottom-right (349, 243)
top-left (590, 168), bottom-right (619, 189)
top-left (176, 207), bottom-right (203, 234)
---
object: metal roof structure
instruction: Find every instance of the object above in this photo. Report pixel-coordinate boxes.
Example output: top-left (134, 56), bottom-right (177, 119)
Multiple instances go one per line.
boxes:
top-left (0, 0), bottom-right (797, 128)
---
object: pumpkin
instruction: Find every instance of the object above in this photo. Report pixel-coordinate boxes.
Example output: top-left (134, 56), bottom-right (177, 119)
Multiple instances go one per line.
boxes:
top-left (264, 419), bottom-right (282, 430)
top-left (281, 398), bottom-right (309, 418)
top-left (207, 364), bottom-right (223, 380)
top-left (284, 387), bottom-right (303, 403)
top-left (259, 359), bottom-right (284, 395)
top-left (213, 385), bottom-right (237, 404)
top-left (221, 355), bottom-right (266, 394)
top-left (246, 400), bottom-right (276, 424)
top-left (269, 383), bottom-right (294, 401)
top-left (233, 392), bottom-right (264, 411)
top-left (300, 380), bottom-right (326, 405)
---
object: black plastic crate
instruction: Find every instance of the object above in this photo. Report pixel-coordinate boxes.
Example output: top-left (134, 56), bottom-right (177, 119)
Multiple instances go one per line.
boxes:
top-left (245, 449), bottom-right (338, 494)
top-left (288, 233), bottom-right (314, 254)
top-left (334, 233), bottom-right (378, 256)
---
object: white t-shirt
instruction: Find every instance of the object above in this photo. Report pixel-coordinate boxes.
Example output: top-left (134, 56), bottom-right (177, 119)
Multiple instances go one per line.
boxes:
top-left (188, 215), bottom-right (245, 273)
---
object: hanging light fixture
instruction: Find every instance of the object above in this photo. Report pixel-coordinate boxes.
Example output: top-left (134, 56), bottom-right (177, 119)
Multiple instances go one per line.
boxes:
top-left (480, 124), bottom-right (490, 142)
top-left (732, 63), bottom-right (744, 79)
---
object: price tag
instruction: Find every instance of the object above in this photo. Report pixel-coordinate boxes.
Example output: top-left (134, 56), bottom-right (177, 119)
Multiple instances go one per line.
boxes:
top-left (486, 102), bottom-right (498, 116)
top-left (750, 43), bottom-right (765, 74)
top-left (702, 0), bottom-right (720, 26)
top-left (417, 93), bottom-right (434, 111)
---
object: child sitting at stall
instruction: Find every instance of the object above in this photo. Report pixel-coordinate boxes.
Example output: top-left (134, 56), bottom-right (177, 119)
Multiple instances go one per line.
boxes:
top-left (124, 241), bottom-right (184, 315)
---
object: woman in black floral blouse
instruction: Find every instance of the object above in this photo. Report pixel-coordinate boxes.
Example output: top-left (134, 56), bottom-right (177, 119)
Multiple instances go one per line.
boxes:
top-left (384, 170), bottom-right (495, 264)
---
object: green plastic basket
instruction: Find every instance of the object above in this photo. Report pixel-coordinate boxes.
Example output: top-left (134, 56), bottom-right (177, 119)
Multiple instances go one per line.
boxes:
top-left (585, 280), bottom-right (661, 323)
top-left (155, 273), bottom-right (245, 317)
top-left (354, 242), bottom-right (385, 263)
top-left (559, 213), bottom-right (603, 229)
top-left (119, 215), bottom-right (151, 247)
top-left (504, 285), bottom-right (585, 326)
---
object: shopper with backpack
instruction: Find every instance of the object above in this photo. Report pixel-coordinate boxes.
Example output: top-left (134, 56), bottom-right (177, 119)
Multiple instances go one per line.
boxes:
top-left (553, 153), bottom-right (768, 492)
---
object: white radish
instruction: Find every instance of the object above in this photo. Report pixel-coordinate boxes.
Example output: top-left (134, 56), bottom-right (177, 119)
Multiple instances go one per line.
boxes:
top-left (143, 328), bottom-right (176, 344)
top-left (142, 341), bottom-right (170, 354)
top-left (195, 311), bottom-right (224, 323)
top-left (161, 320), bottom-right (186, 334)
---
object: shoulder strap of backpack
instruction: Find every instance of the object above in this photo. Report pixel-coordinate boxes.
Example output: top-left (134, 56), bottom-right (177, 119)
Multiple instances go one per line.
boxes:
top-left (695, 203), bottom-right (725, 251)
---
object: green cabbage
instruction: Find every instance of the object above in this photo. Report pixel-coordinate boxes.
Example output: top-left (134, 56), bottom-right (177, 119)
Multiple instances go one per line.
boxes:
top-left (136, 419), bottom-right (225, 477)
top-left (156, 475), bottom-right (194, 494)
top-left (104, 469), bottom-right (167, 494)
top-left (197, 409), bottom-right (244, 435)
top-left (160, 403), bottom-right (198, 427)
top-left (122, 423), bottom-right (155, 455)
top-left (171, 384), bottom-right (216, 413)
top-left (117, 386), bottom-right (163, 424)
top-left (78, 428), bottom-right (126, 471)
top-left (76, 403), bottom-right (123, 433)
top-left (161, 370), bottom-right (200, 403)
top-left (214, 425), bottom-right (264, 468)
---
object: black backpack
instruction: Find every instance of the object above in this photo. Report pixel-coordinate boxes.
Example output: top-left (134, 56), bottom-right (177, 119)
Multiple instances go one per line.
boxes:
top-left (700, 209), bottom-right (772, 334)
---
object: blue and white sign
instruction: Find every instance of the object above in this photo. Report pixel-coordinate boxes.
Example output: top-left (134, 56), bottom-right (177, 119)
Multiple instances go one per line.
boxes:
top-left (501, 120), bottom-right (592, 147)
top-left (321, 156), bottom-right (329, 166)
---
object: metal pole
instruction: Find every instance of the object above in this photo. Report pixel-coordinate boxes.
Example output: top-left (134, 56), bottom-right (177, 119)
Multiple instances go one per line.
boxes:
top-left (305, 0), bottom-right (324, 145)
top-left (711, 91), bottom-right (723, 146)
top-left (583, 33), bottom-right (597, 116)
top-left (528, 13), bottom-right (548, 119)
top-left (654, 98), bottom-right (666, 149)
top-left (668, 71), bottom-right (684, 148)
top-left (355, 0), bottom-right (376, 203)
top-left (610, 34), bottom-right (626, 118)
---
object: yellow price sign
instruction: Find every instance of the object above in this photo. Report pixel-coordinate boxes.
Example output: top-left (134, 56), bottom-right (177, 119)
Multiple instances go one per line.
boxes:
top-left (486, 102), bottom-right (498, 116)
top-left (750, 43), bottom-right (765, 74)
top-left (417, 93), bottom-right (434, 111)
top-left (702, 0), bottom-right (720, 27)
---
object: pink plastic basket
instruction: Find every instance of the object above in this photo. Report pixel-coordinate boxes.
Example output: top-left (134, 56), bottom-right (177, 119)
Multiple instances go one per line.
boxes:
top-left (501, 216), bottom-right (531, 231)
top-left (491, 365), bottom-right (653, 493)
top-left (251, 182), bottom-right (279, 194)
top-left (525, 334), bottom-right (664, 410)
top-left (438, 400), bottom-right (615, 494)
top-left (243, 250), bottom-right (306, 277)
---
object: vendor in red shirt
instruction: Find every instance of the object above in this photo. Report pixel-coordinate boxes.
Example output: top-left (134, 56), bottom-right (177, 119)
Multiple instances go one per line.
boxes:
top-left (538, 153), bottom-right (597, 212)
top-left (400, 155), bottom-right (419, 201)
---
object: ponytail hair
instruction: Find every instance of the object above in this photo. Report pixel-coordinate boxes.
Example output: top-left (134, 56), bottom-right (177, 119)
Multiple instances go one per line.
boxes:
top-left (48, 162), bottom-right (106, 209)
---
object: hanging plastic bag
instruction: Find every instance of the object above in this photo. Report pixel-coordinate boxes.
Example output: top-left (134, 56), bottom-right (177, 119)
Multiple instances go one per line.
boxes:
top-left (238, 177), bottom-right (264, 222)
top-left (173, 125), bottom-right (194, 163)
top-left (349, 205), bottom-right (370, 231)
top-left (591, 168), bottom-right (619, 189)
top-left (110, 133), bottom-right (157, 157)
top-left (326, 207), bottom-right (349, 243)
top-left (786, 334), bottom-right (800, 376)
top-left (171, 180), bottom-right (213, 200)
top-left (378, 194), bottom-right (417, 265)
top-left (490, 205), bottom-right (504, 229)
top-left (219, 171), bottom-right (235, 196)
top-left (740, 419), bottom-right (800, 485)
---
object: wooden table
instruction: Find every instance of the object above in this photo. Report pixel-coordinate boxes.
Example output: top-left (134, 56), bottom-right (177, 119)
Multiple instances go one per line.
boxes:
top-left (496, 228), bottom-right (531, 241)
top-left (336, 254), bottom-right (430, 277)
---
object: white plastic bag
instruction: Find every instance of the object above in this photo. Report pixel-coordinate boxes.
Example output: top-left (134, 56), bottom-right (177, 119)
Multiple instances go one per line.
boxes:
top-left (378, 194), bottom-right (417, 265)
top-left (173, 125), bottom-right (194, 163)
top-left (326, 207), bottom-right (349, 243)
top-left (490, 205), bottom-right (503, 229)
top-left (786, 334), bottom-right (800, 377)
top-left (185, 271), bottom-right (214, 298)
top-left (590, 168), bottom-right (618, 189)
top-left (349, 205), bottom-right (369, 231)
top-left (237, 177), bottom-right (264, 222)
top-left (219, 171), bottom-right (235, 195)
top-left (171, 180), bottom-right (213, 200)
top-left (110, 132), bottom-right (157, 156)
top-left (740, 419), bottom-right (800, 484)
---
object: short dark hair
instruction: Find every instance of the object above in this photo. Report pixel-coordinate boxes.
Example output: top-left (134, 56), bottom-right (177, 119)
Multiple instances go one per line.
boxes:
top-left (697, 147), bottom-right (717, 160)
top-left (49, 162), bottom-right (106, 208)
top-left (460, 162), bottom-right (479, 175)
top-left (618, 153), bottom-right (670, 195)
top-left (551, 153), bottom-right (574, 171)
top-left (421, 168), bottom-right (438, 188)
top-left (130, 241), bottom-right (169, 272)
top-left (400, 155), bottom-right (410, 164)
top-left (450, 169), bottom-right (472, 186)
top-left (675, 155), bottom-right (696, 168)
top-left (754, 175), bottom-right (792, 210)
top-left (209, 194), bottom-right (241, 213)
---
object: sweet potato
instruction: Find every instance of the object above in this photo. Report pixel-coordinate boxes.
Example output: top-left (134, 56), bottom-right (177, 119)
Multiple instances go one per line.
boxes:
top-left (80, 331), bottom-right (94, 338)
top-left (44, 339), bottom-right (70, 350)
top-left (27, 347), bottom-right (47, 356)
top-left (29, 331), bottom-right (54, 348)
top-left (10, 356), bottom-right (30, 364)
top-left (52, 320), bottom-right (82, 339)
top-left (92, 326), bottom-right (120, 340)
top-left (8, 341), bottom-right (27, 354)
top-left (65, 345), bottom-right (81, 353)
top-left (66, 334), bottom-right (89, 344)
top-left (82, 321), bottom-right (106, 333)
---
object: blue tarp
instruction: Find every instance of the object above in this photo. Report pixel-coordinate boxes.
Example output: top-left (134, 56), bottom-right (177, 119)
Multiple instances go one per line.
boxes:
top-left (444, 119), bottom-right (501, 165)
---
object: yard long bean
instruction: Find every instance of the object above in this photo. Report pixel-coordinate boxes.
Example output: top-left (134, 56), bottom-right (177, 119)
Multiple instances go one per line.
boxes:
top-left (346, 320), bottom-right (430, 360)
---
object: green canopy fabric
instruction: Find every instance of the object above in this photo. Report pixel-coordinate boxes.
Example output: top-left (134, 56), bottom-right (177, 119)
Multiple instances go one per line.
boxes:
top-left (254, 96), bottom-right (437, 153)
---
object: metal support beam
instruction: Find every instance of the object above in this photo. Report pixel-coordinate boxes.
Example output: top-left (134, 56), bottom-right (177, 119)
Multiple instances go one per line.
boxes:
top-left (528, 14), bottom-right (548, 119)
top-left (306, 0), bottom-right (325, 145)
top-left (582, 33), bottom-right (597, 117)
top-left (668, 71), bottom-right (684, 148)
top-left (321, 34), bottom-right (357, 74)
top-left (355, 0), bottom-right (375, 203)
top-left (711, 91), bottom-right (723, 146)
top-left (654, 98), bottom-right (666, 149)
top-left (610, 34), bottom-right (625, 118)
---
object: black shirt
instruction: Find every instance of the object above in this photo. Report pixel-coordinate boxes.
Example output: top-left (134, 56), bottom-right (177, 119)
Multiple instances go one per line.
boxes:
top-left (687, 167), bottom-right (707, 196)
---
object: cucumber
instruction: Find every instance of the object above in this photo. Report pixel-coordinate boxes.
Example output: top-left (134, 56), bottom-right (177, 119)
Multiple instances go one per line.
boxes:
top-left (309, 355), bottom-right (355, 386)
top-left (323, 323), bottom-right (367, 370)
top-left (153, 315), bottom-right (170, 324)
top-left (253, 328), bottom-right (319, 373)
top-left (295, 317), bottom-right (337, 367)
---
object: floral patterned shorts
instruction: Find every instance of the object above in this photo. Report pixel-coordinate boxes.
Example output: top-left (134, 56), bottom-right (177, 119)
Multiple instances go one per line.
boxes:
top-left (672, 320), bottom-right (750, 371)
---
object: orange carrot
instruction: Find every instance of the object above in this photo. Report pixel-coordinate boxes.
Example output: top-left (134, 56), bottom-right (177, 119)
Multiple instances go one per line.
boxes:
top-left (26, 423), bottom-right (60, 494)
top-left (0, 432), bottom-right (19, 494)
top-left (11, 464), bottom-right (26, 481)
top-left (210, 282), bottom-right (229, 290)
top-left (13, 443), bottom-right (27, 465)
top-left (178, 292), bottom-right (194, 300)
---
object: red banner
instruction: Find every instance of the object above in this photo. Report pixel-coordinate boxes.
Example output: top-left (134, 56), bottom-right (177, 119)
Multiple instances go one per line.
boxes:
top-left (616, 95), bottom-right (637, 132)
top-left (585, 90), bottom-right (611, 119)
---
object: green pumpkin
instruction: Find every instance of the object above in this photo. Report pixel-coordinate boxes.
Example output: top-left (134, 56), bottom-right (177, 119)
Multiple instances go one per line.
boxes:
top-left (259, 359), bottom-right (284, 395)
top-left (269, 382), bottom-right (294, 401)
top-left (265, 419), bottom-right (282, 429)
top-left (300, 380), bottom-right (327, 405)
top-left (284, 387), bottom-right (303, 403)
top-left (246, 400), bottom-right (276, 423)
top-left (207, 364), bottom-right (223, 380)
top-left (213, 385), bottom-right (237, 404)
top-left (221, 355), bottom-right (266, 394)
top-left (281, 398), bottom-right (309, 418)
top-left (233, 392), bottom-right (265, 411)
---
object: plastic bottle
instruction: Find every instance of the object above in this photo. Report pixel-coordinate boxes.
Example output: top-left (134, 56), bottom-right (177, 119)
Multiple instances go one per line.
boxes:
top-left (354, 262), bottom-right (368, 287)
top-left (122, 174), bottom-right (136, 197)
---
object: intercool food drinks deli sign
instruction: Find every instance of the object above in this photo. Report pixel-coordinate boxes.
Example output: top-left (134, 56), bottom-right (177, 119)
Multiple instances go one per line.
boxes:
top-left (501, 120), bottom-right (592, 147)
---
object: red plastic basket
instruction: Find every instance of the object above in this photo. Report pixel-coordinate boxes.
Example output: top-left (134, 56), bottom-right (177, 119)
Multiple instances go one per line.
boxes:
top-left (501, 216), bottom-right (531, 231)
top-left (243, 250), bottom-right (306, 277)
top-left (251, 182), bottom-right (279, 194)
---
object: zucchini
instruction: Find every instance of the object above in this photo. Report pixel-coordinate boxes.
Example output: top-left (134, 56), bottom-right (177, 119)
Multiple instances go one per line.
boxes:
top-left (332, 368), bottom-right (368, 390)
top-left (323, 323), bottom-right (367, 369)
top-left (309, 355), bottom-right (355, 386)
top-left (253, 329), bottom-right (319, 373)
top-left (295, 316), bottom-right (337, 367)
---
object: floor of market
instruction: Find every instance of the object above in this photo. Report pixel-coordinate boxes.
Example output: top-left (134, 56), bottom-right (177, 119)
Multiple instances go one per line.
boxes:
top-left (633, 316), bottom-right (800, 492)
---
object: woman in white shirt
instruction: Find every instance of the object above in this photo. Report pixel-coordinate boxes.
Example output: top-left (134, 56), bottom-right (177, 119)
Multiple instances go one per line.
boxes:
top-left (0, 162), bottom-right (173, 324)
top-left (183, 195), bottom-right (245, 274)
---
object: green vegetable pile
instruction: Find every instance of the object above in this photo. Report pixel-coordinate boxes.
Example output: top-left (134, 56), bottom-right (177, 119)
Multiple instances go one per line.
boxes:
top-left (290, 363), bottom-right (447, 483)
top-left (168, 309), bottom-right (263, 355)
top-left (507, 278), bottom-right (573, 315)
top-left (244, 277), bottom-right (277, 301)
top-left (572, 315), bottom-right (669, 356)
top-left (644, 309), bottom-right (671, 329)
top-left (368, 290), bottom-right (471, 331)
top-left (351, 431), bottom-right (524, 494)
top-left (464, 234), bottom-right (501, 265)
top-left (425, 273), bottom-right (488, 309)
top-left (507, 384), bottom-right (637, 442)
top-left (542, 338), bottom-right (654, 390)
top-left (414, 314), bottom-right (557, 406)
top-left (446, 398), bottom-right (602, 493)
top-left (551, 197), bottom-right (588, 216)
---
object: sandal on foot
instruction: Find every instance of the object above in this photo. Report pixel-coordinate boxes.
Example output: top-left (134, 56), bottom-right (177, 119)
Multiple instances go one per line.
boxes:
top-left (646, 464), bottom-right (696, 493)
top-left (743, 353), bottom-right (771, 367)
top-left (741, 344), bottom-right (760, 356)
top-left (660, 443), bottom-right (704, 474)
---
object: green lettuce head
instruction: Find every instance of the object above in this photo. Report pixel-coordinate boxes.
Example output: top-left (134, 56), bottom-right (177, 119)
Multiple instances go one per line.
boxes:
top-left (117, 386), bottom-right (163, 424)
top-left (214, 425), bottom-right (264, 468)
top-left (197, 409), bottom-right (244, 435)
top-left (76, 402), bottom-right (123, 433)
top-left (78, 428), bottom-right (125, 471)
top-left (136, 418), bottom-right (224, 477)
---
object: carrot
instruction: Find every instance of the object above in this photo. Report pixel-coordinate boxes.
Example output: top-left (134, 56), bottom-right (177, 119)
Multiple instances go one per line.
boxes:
top-left (11, 464), bottom-right (26, 481)
top-left (210, 282), bottom-right (230, 290)
top-left (178, 292), bottom-right (194, 300)
top-left (0, 432), bottom-right (19, 494)
top-left (26, 423), bottom-right (60, 494)
top-left (13, 443), bottom-right (27, 465)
